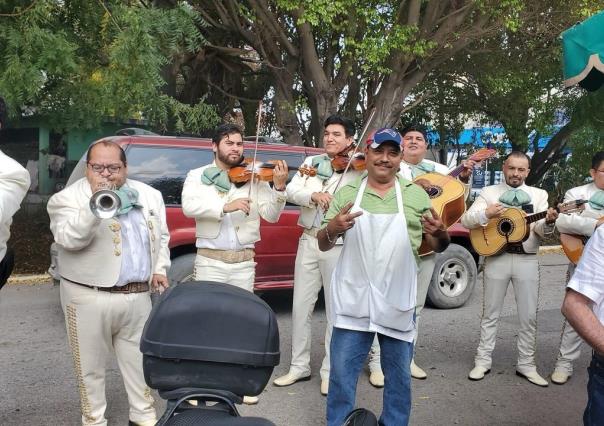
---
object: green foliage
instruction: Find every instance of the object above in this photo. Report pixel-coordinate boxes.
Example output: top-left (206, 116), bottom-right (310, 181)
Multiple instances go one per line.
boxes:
top-left (0, 0), bottom-right (219, 133)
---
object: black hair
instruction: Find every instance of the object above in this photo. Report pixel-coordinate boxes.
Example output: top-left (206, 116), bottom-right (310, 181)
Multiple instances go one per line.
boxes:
top-left (400, 124), bottom-right (428, 142)
top-left (86, 140), bottom-right (128, 165)
top-left (0, 97), bottom-right (7, 128)
top-left (212, 123), bottom-right (243, 145)
top-left (324, 115), bottom-right (355, 138)
top-left (504, 151), bottom-right (531, 167)
top-left (591, 151), bottom-right (604, 170)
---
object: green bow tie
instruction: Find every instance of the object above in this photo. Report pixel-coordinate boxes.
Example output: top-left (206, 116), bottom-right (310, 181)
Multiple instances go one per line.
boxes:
top-left (200, 166), bottom-right (231, 193)
top-left (410, 161), bottom-right (436, 179)
top-left (115, 187), bottom-right (143, 216)
top-left (499, 188), bottom-right (531, 207)
top-left (311, 155), bottom-right (334, 181)
top-left (589, 190), bottom-right (604, 210)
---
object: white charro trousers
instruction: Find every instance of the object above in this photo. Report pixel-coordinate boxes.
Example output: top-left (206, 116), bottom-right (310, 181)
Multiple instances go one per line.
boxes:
top-left (193, 254), bottom-right (256, 292)
top-left (554, 263), bottom-right (584, 374)
top-left (288, 233), bottom-right (342, 380)
top-left (368, 254), bottom-right (435, 371)
top-left (474, 253), bottom-right (540, 373)
top-left (60, 280), bottom-right (156, 426)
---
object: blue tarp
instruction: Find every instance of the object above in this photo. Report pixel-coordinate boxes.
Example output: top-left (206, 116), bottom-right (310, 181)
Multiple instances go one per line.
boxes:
top-left (427, 126), bottom-right (560, 150)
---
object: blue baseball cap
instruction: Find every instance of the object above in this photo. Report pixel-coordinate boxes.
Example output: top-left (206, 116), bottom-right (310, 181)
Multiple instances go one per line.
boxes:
top-left (366, 128), bottom-right (402, 149)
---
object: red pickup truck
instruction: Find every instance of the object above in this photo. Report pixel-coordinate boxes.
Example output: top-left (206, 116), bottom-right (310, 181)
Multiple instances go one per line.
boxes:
top-left (50, 134), bottom-right (479, 308)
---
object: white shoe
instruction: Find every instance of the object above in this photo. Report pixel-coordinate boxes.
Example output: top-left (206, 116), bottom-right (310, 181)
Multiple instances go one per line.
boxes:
top-left (551, 369), bottom-right (571, 385)
top-left (468, 365), bottom-right (490, 381)
top-left (411, 359), bottom-right (427, 380)
top-left (516, 370), bottom-right (549, 387)
top-left (320, 379), bottom-right (329, 396)
top-left (273, 371), bottom-right (311, 387)
top-left (369, 371), bottom-right (384, 388)
top-left (243, 395), bottom-right (259, 405)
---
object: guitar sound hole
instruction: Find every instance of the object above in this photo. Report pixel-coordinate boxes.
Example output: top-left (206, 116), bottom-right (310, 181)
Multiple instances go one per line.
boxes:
top-left (498, 219), bottom-right (515, 236)
top-left (427, 186), bottom-right (442, 199)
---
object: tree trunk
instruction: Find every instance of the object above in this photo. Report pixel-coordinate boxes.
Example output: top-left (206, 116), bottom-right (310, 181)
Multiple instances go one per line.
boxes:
top-left (526, 122), bottom-right (575, 185)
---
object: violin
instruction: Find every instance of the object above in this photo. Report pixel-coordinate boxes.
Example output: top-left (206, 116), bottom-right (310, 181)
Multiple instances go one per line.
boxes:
top-left (228, 158), bottom-right (303, 183)
top-left (330, 144), bottom-right (366, 172)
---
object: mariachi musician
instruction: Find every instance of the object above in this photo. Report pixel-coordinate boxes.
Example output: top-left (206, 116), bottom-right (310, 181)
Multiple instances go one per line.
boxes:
top-left (274, 115), bottom-right (366, 396)
top-left (48, 140), bottom-right (170, 426)
top-left (461, 151), bottom-right (558, 387)
top-left (551, 150), bottom-right (604, 385)
top-left (180, 123), bottom-right (287, 405)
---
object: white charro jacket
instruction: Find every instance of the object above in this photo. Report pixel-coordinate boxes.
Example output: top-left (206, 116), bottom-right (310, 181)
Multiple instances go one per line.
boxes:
top-left (181, 163), bottom-right (286, 245)
top-left (0, 150), bottom-right (30, 262)
top-left (47, 178), bottom-right (171, 287)
top-left (556, 182), bottom-right (603, 237)
top-left (461, 182), bottom-right (552, 254)
top-left (286, 154), bottom-right (362, 229)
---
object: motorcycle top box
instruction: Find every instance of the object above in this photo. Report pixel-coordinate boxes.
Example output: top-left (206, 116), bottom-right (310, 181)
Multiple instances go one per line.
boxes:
top-left (140, 281), bottom-right (280, 397)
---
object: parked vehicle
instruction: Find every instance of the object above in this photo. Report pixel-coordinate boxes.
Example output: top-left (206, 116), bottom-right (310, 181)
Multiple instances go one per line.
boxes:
top-left (48, 134), bottom-right (479, 308)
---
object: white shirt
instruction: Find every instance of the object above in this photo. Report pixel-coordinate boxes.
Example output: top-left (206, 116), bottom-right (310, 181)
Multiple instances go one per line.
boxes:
top-left (196, 213), bottom-right (253, 250)
top-left (0, 150), bottom-right (31, 262)
top-left (116, 208), bottom-right (152, 285)
top-left (567, 224), bottom-right (604, 324)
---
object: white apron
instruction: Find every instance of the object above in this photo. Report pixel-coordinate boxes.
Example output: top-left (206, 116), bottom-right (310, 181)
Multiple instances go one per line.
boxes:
top-left (330, 177), bottom-right (418, 341)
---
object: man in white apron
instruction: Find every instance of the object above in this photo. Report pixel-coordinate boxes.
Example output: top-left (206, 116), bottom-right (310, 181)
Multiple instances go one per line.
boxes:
top-left (317, 128), bottom-right (451, 426)
top-left (368, 124), bottom-right (474, 383)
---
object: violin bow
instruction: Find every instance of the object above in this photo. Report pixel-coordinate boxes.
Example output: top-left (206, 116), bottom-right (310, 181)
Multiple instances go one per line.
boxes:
top-left (247, 100), bottom-right (264, 201)
top-left (331, 107), bottom-right (377, 195)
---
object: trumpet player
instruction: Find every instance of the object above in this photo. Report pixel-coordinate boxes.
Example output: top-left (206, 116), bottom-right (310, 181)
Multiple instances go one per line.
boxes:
top-left (47, 140), bottom-right (170, 426)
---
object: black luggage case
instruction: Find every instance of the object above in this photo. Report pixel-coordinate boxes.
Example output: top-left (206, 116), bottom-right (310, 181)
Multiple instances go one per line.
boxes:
top-left (140, 281), bottom-right (280, 397)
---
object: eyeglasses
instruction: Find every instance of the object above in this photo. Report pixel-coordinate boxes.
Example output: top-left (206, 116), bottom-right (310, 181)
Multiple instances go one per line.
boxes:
top-left (87, 163), bottom-right (122, 174)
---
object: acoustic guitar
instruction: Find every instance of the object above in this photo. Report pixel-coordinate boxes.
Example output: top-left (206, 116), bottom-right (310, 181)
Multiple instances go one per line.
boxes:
top-left (560, 216), bottom-right (604, 264)
top-left (416, 148), bottom-right (497, 256)
top-left (470, 199), bottom-right (587, 257)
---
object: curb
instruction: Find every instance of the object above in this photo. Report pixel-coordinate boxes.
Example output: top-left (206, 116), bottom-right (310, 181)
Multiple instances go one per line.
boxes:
top-left (538, 245), bottom-right (564, 254)
top-left (7, 273), bottom-right (53, 285)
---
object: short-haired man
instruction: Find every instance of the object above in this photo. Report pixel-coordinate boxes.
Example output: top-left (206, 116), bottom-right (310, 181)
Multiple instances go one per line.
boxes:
top-left (48, 141), bottom-right (171, 426)
top-left (318, 128), bottom-right (450, 426)
top-left (561, 221), bottom-right (604, 424)
top-left (461, 151), bottom-right (558, 386)
top-left (274, 115), bottom-right (364, 395)
top-left (181, 124), bottom-right (288, 404)
top-left (0, 97), bottom-right (30, 291)
top-left (552, 151), bottom-right (604, 385)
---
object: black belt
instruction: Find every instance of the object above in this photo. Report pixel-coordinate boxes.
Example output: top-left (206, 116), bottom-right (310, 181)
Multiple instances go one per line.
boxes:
top-left (66, 278), bottom-right (149, 293)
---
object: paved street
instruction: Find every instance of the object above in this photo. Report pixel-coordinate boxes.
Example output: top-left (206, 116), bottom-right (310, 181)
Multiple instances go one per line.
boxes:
top-left (0, 253), bottom-right (589, 425)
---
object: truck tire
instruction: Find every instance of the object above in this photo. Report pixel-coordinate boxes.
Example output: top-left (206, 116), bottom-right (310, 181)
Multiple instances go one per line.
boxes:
top-left (427, 243), bottom-right (477, 309)
top-left (168, 253), bottom-right (196, 285)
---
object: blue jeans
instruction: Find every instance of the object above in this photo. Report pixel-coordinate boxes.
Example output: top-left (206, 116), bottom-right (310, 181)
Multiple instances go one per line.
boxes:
top-left (327, 327), bottom-right (413, 426)
top-left (584, 353), bottom-right (604, 425)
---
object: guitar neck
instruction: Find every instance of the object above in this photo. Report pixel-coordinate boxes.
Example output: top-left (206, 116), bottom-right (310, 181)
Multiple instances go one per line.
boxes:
top-left (448, 164), bottom-right (464, 178)
top-left (526, 211), bottom-right (547, 224)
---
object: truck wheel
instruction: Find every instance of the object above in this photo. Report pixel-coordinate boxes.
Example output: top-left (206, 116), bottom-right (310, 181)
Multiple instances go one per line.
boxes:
top-left (427, 244), bottom-right (477, 309)
top-left (168, 253), bottom-right (196, 285)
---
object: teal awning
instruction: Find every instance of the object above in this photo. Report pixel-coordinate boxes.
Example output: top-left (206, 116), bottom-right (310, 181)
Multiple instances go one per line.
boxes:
top-left (562, 11), bottom-right (604, 91)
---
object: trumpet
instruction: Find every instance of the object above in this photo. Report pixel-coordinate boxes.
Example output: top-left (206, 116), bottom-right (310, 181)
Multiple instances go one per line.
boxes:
top-left (90, 183), bottom-right (121, 219)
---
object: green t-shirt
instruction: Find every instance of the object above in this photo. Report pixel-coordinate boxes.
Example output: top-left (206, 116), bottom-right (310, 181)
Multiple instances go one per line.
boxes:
top-left (322, 173), bottom-right (432, 262)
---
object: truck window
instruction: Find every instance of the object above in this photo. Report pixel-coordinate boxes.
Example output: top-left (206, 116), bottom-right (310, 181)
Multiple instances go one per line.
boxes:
top-left (125, 145), bottom-right (213, 205)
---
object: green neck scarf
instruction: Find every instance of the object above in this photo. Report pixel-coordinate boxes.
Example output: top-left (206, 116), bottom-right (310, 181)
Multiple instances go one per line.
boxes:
top-left (311, 155), bottom-right (334, 181)
top-left (499, 187), bottom-right (532, 207)
top-left (200, 166), bottom-right (231, 193)
top-left (409, 160), bottom-right (436, 179)
top-left (115, 187), bottom-right (143, 216)
top-left (589, 190), bottom-right (604, 210)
